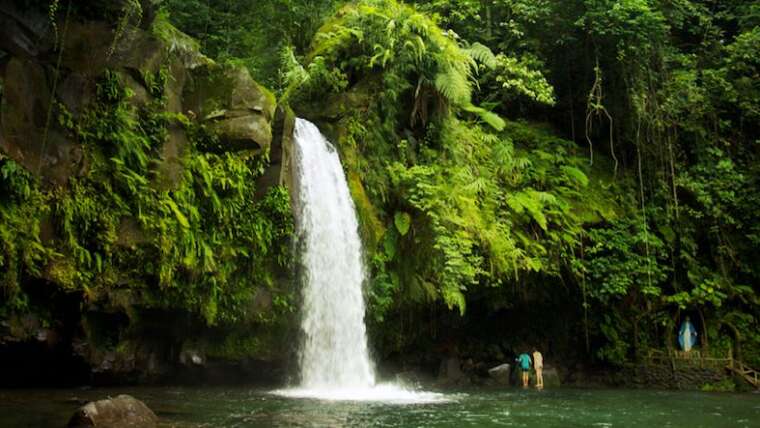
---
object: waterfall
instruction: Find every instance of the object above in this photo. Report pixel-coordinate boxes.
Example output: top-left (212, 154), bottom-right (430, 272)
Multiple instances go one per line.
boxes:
top-left (273, 118), bottom-right (444, 403)
top-left (292, 118), bottom-right (375, 389)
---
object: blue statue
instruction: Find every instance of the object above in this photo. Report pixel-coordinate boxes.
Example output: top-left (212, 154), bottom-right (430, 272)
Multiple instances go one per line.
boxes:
top-left (678, 316), bottom-right (698, 352)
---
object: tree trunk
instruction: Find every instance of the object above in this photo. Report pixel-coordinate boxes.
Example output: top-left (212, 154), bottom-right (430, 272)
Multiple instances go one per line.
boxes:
top-left (697, 307), bottom-right (709, 354)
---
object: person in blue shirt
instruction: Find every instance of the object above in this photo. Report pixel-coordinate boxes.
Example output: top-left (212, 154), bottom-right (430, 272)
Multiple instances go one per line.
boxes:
top-left (516, 352), bottom-right (532, 388)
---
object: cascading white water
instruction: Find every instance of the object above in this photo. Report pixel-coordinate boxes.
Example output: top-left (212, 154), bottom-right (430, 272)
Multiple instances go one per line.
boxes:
top-left (274, 119), bottom-right (445, 403)
top-left (292, 118), bottom-right (375, 389)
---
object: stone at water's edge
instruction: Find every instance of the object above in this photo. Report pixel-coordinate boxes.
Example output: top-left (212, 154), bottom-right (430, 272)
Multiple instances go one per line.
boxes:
top-left (488, 363), bottom-right (511, 385)
top-left (542, 366), bottom-right (562, 388)
top-left (67, 394), bottom-right (158, 428)
top-left (437, 356), bottom-right (469, 386)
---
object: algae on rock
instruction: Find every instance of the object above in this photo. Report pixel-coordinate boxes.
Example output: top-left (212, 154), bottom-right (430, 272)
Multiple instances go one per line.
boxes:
top-left (0, 0), bottom-right (297, 383)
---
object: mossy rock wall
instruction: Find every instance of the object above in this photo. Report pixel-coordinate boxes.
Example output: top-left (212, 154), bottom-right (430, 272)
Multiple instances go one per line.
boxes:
top-left (0, 1), bottom-right (297, 384)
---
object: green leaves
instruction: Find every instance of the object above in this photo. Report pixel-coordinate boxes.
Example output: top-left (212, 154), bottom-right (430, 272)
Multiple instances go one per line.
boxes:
top-left (393, 211), bottom-right (411, 236)
top-left (434, 65), bottom-right (472, 105)
top-left (488, 54), bottom-right (555, 106)
top-left (507, 190), bottom-right (548, 231)
top-left (0, 67), bottom-right (296, 327)
top-left (148, 0), bottom-right (760, 366)
top-left (165, 198), bottom-right (190, 229)
top-left (463, 104), bottom-right (506, 131)
top-left (378, 117), bottom-right (594, 317)
top-left (292, 0), bottom-right (509, 129)
top-left (560, 166), bottom-right (589, 187)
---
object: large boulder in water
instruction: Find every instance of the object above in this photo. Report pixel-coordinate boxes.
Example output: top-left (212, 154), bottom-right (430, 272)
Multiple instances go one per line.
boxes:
top-left (67, 394), bottom-right (158, 427)
top-left (488, 363), bottom-right (511, 385)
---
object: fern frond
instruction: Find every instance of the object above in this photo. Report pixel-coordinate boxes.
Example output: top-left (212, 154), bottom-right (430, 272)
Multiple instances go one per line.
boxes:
top-left (434, 67), bottom-right (471, 105)
top-left (463, 104), bottom-right (505, 131)
top-left (561, 165), bottom-right (590, 187)
top-left (464, 42), bottom-right (497, 69)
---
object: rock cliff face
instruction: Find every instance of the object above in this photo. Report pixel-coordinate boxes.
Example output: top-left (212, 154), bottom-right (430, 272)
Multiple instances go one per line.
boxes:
top-left (0, 1), bottom-right (280, 187)
top-left (0, 0), bottom-right (295, 385)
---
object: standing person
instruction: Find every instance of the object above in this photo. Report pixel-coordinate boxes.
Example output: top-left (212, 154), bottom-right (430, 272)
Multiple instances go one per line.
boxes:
top-left (678, 316), bottom-right (698, 352)
top-left (516, 351), bottom-right (532, 388)
top-left (532, 349), bottom-right (544, 390)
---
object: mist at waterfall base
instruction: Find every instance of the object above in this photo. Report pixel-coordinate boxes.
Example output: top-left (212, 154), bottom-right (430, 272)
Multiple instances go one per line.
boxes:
top-left (272, 119), bottom-right (445, 403)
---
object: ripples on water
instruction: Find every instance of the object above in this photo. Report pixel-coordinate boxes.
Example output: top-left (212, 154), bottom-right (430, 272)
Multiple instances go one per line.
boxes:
top-left (1, 387), bottom-right (759, 427)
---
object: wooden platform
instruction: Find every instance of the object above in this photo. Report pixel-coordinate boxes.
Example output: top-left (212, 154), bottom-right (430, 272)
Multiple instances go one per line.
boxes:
top-left (646, 348), bottom-right (759, 389)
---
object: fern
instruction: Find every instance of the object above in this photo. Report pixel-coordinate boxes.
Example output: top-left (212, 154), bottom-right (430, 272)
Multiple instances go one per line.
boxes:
top-left (464, 42), bottom-right (498, 69)
top-left (463, 104), bottom-right (506, 131)
top-left (434, 67), bottom-right (472, 105)
top-left (561, 165), bottom-right (590, 187)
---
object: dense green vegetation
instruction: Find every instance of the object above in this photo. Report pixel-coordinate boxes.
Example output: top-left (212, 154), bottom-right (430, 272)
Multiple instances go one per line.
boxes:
top-left (1, 3), bottom-right (295, 352)
top-left (1, 0), bottom-right (758, 380)
top-left (183, 0), bottom-right (757, 367)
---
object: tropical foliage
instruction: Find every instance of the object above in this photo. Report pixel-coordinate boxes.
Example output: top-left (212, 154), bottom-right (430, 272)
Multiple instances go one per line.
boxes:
top-left (277, 0), bottom-right (760, 366)
top-left (2, 0), bottom-right (759, 373)
top-left (1, 69), bottom-right (294, 328)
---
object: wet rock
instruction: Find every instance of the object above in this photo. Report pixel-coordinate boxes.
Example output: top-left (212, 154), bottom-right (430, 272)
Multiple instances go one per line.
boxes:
top-left (0, 57), bottom-right (85, 186)
top-left (179, 346), bottom-right (206, 367)
top-left (67, 394), bottom-right (158, 428)
top-left (256, 105), bottom-right (296, 201)
top-left (1, 57), bottom-right (49, 167)
top-left (154, 124), bottom-right (187, 190)
top-left (395, 369), bottom-right (432, 386)
top-left (251, 288), bottom-right (274, 314)
top-left (438, 356), bottom-right (468, 386)
top-left (60, 19), bottom-right (201, 82)
top-left (57, 72), bottom-right (96, 116)
top-left (116, 217), bottom-right (149, 248)
top-left (207, 114), bottom-right (272, 152)
top-left (118, 71), bottom-right (151, 107)
top-left (542, 365), bottom-right (561, 388)
top-left (184, 63), bottom-right (276, 153)
top-left (0, 2), bottom-right (50, 58)
top-left (488, 363), bottom-right (511, 385)
top-left (76, 0), bottom-right (162, 30)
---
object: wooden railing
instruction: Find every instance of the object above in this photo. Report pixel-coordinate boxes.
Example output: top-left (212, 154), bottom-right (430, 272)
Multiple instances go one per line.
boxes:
top-left (727, 359), bottom-right (760, 388)
top-left (645, 348), bottom-right (731, 369)
top-left (645, 348), bottom-right (759, 389)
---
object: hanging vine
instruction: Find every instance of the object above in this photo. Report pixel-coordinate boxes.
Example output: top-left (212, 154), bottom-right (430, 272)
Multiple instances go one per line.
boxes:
top-left (585, 59), bottom-right (617, 176)
top-left (106, 0), bottom-right (144, 60)
top-left (39, 0), bottom-right (73, 177)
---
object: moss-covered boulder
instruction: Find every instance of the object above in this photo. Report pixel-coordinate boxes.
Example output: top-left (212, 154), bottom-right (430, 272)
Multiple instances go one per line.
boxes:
top-left (183, 63), bottom-right (276, 153)
top-left (0, 0), bottom-right (295, 385)
top-left (0, 0), bottom-right (275, 187)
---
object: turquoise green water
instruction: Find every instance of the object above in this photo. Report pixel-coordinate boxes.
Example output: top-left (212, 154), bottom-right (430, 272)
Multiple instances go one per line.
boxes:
top-left (1, 387), bottom-right (758, 427)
